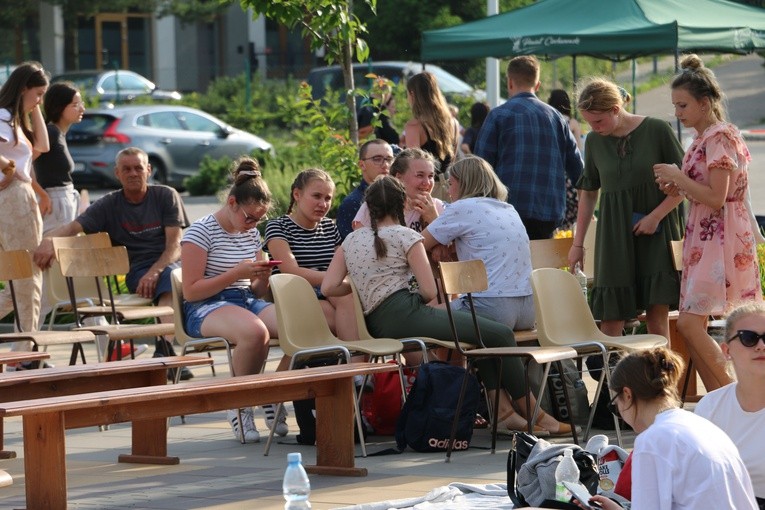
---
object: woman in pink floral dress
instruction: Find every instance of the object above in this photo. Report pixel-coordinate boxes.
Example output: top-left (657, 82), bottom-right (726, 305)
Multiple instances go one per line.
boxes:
top-left (654, 54), bottom-right (763, 393)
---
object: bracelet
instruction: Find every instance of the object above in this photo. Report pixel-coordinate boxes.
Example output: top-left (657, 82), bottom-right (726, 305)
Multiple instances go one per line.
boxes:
top-left (572, 245), bottom-right (584, 248)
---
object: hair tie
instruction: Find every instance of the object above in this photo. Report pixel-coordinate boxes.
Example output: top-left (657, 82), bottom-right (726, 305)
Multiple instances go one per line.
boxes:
top-left (240, 170), bottom-right (260, 178)
top-left (617, 86), bottom-right (629, 101)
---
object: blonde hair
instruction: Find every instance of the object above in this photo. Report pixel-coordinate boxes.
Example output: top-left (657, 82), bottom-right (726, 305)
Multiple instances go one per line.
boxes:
top-left (406, 72), bottom-right (455, 163)
top-left (576, 77), bottom-right (631, 113)
top-left (449, 156), bottom-right (508, 202)
top-left (671, 54), bottom-right (726, 122)
top-left (725, 302), bottom-right (765, 341)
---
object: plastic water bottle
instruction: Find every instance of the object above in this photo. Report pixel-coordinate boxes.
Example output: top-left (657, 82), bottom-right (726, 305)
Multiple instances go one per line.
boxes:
top-left (574, 263), bottom-right (588, 301)
top-left (283, 452), bottom-right (311, 509)
top-left (555, 447), bottom-right (580, 502)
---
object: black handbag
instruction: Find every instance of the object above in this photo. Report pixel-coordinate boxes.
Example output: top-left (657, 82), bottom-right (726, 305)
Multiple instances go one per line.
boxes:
top-left (507, 432), bottom-right (599, 508)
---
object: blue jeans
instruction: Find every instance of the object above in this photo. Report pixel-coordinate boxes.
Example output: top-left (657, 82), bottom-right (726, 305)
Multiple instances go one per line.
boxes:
top-left (183, 287), bottom-right (272, 337)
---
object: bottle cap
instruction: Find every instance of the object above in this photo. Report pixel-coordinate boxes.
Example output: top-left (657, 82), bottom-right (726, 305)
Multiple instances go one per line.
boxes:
top-left (288, 452), bottom-right (302, 463)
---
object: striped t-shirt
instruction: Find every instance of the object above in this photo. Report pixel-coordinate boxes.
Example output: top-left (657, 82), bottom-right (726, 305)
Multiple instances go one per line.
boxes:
top-left (264, 215), bottom-right (340, 272)
top-left (182, 214), bottom-right (263, 291)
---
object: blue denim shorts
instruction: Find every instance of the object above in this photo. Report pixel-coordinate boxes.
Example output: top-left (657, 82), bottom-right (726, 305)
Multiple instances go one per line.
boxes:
top-left (183, 287), bottom-right (272, 337)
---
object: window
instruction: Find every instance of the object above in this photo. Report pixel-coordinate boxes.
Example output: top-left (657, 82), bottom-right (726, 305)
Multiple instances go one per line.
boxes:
top-left (180, 112), bottom-right (220, 133)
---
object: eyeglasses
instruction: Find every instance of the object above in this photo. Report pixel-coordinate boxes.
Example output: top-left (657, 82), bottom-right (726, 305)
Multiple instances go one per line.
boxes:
top-left (362, 155), bottom-right (394, 166)
top-left (727, 330), bottom-right (765, 348)
top-left (606, 392), bottom-right (621, 419)
top-left (240, 207), bottom-right (264, 225)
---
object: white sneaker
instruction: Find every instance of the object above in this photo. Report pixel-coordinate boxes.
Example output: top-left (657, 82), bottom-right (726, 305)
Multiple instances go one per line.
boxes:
top-left (263, 404), bottom-right (289, 437)
top-left (227, 408), bottom-right (260, 443)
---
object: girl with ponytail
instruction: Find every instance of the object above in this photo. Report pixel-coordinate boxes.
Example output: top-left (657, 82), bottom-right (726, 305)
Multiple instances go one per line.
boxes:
top-left (582, 347), bottom-right (756, 510)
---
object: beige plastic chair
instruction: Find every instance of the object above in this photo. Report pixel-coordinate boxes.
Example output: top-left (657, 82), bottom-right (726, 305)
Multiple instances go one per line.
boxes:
top-left (44, 233), bottom-right (153, 330)
top-left (531, 267), bottom-right (668, 444)
top-left (349, 279), bottom-right (468, 363)
top-left (170, 268), bottom-right (233, 380)
top-left (170, 268), bottom-right (247, 438)
top-left (438, 260), bottom-right (580, 461)
top-left (57, 246), bottom-right (175, 362)
top-left (0, 249), bottom-right (96, 365)
top-left (264, 273), bottom-right (406, 457)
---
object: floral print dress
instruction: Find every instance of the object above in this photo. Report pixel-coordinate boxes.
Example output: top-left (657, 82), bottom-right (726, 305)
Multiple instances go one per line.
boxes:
top-left (680, 122), bottom-right (763, 315)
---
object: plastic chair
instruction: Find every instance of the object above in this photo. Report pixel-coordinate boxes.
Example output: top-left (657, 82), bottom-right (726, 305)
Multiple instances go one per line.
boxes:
top-left (0, 249), bottom-right (96, 365)
top-left (57, 246), bottom-right (175, 362)
top-left (438, 259), bottom-right (579, 462)
top-left (264, 273), bottom-right (406, 457)
top-left (170, 268), bottom-right (246, 438)
top-left (348, 279), bottom-right (472, 365)
top-left (531, 267), bottom-right (668, 444)
top-left (170, 268), bottom-right (233, 380)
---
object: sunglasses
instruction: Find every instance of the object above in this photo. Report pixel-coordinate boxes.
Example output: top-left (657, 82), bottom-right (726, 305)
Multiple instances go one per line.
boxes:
top-left (606, 392), bottom-right (621, 419)
top-left (727, 330), bottom-right (765, 348)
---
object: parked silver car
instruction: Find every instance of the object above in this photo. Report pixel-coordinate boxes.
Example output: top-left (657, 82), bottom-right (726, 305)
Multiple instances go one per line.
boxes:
top-left (67, 105), bottom-right (273, 189)
top-left (51, 69), bottom-right (182, 105)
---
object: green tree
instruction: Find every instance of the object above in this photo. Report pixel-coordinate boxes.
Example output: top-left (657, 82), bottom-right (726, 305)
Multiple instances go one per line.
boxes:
top-left (242, 0), bottom-right (376, 144)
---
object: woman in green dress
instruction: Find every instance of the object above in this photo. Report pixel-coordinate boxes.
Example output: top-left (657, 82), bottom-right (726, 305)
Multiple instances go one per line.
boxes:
top-left (568, 78), bottom-right (684, 340)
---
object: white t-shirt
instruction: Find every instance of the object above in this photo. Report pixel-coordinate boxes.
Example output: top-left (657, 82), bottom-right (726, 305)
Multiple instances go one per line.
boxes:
top-left (0, 108), bottom-right (33, 183)
top-left (353, 198), bottom-right (446, 233)
top-left (696, 383), bottom-right (765, 499)
top-left (342, 225), bottom-right (423, 314)
top-left (426, 197), bottom-right (532, 298)
top-left (631, 408), bottom-right (757, 510)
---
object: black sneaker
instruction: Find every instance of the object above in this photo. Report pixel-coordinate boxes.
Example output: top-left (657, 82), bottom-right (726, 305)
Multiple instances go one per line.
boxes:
top-left (153, 351), bottom-right (194, 381)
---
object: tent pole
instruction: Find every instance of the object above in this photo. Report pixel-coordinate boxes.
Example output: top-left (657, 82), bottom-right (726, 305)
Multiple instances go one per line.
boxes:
top-left (632, 58), bottom-right (637, 114)
top-left (674, 49), bottom-right (682, 142)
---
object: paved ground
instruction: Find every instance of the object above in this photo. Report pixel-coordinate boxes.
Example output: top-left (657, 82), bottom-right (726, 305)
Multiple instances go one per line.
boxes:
top-left (0, 342), bottom-right (639, 509)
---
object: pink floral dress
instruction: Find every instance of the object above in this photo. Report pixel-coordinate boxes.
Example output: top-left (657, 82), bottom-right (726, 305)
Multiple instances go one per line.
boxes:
top-left (680, 122), bottom-right (763, 315)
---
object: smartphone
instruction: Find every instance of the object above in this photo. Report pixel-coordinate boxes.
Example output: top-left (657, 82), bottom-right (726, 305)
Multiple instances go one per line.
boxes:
top-left (266, 260), bottom-right (282, 266)
top-left (563, 481), bottom-right (601, 509)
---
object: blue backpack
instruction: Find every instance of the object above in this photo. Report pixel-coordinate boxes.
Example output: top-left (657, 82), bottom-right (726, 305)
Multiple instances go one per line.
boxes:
top-left (395, 361), bottom-right (481, 452)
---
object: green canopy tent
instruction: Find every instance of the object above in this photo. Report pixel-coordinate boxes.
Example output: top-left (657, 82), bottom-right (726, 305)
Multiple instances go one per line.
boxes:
top-left (421, 0), bottom-right (765, 61)
top-left (421, 0), bottom-right (765, 137)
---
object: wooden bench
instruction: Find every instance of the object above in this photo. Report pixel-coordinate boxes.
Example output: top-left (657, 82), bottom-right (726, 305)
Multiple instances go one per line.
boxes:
top-left (0, 355), bottom-right (212, 459)
top-left (0, 362), bottom-right (396, 510)
top-left (0, 351), bottom-right (50, 372)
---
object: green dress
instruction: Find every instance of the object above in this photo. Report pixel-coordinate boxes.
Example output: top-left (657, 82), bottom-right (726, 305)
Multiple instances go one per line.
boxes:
top-left (577, 117), bottom-right (684, 321)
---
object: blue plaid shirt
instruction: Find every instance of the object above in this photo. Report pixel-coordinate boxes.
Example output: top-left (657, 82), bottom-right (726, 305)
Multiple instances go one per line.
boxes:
top-left (474, 92), bottom-right (583, 223)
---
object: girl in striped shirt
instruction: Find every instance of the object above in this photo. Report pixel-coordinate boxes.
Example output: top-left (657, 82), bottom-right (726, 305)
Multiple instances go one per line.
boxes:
top-left (181, 157), bottom-right (277, 443)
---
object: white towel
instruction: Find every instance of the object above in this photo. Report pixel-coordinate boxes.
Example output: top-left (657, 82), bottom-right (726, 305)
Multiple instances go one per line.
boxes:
top-left (334, 482), bottom-right (514, 510)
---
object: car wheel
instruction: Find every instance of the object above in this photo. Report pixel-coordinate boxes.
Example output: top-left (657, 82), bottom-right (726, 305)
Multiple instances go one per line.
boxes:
top-left (149, 158), bottom-right (168, 185)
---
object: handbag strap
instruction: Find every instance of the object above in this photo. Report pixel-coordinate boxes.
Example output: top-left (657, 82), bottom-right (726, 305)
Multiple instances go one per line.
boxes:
top-left (507, 433), bottom-right (524, 507)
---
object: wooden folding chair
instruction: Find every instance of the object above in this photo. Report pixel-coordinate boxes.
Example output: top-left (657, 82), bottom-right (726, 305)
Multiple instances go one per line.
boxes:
top-left (438, 259), bottom-right (579, 461)
top-left (57, 246), bottom-right (174, 362)
top-left (0, 249), bottom-right (96, 365)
